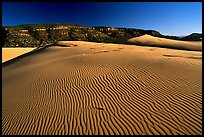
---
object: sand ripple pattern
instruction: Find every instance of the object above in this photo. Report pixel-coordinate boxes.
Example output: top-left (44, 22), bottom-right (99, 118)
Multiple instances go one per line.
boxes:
top-left (2, 43), bottom-right (202, 135)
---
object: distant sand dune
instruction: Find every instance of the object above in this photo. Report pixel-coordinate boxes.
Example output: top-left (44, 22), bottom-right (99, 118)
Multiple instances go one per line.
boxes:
top-left (2, 41), bottom-right (202, 135)
top-left (126, 34), bottom-right (202, 51)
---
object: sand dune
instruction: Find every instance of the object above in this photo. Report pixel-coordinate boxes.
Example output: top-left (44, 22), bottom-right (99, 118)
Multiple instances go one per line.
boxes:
top-left (2, 41), bottom-right (202, 135)
top-left (127, 34), bottom-right (202, 51)
top-left (2, 48), bottom-right (36, 63)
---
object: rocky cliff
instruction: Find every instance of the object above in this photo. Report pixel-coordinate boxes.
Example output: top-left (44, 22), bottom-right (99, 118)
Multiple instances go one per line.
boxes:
top-left (1, 23), bottom-right (202, 47)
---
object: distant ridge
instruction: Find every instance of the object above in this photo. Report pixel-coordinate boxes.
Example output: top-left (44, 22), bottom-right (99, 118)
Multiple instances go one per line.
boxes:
top-left (179, 33), bottom-right (202, 41)
top-left (1, 23), bottom-right (202, 47)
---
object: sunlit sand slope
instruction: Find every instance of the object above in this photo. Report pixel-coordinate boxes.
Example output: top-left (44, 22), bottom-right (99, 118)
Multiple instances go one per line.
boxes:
top-left (2, 41), bottom-right (202, 135)
top-left (2, 48), bottom-right (36, 63)
top-left (127, 34), bottom-right (202, 51)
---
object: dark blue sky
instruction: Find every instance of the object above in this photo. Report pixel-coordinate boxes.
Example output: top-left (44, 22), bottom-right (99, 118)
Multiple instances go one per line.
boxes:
top-left (2, 2), bottom-right (202, 36)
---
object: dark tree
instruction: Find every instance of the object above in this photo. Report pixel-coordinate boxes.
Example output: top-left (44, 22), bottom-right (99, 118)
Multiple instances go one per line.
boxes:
top-left (1, 28), bottom-right (9, 47)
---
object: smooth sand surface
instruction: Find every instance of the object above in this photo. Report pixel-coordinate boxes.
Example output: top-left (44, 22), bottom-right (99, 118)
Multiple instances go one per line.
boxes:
top-left (128, 34), bottom-right (202, 51)
top-left (2, 48), bottom-right (36, 63)
top-left (2, 41), bottom-right (202, 135)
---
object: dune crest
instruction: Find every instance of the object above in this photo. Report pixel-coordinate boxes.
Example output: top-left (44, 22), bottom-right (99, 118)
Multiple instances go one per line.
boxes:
top-left (2, 41), bottom-right (202, 135)
top-left (2, 48), bottom-right (36, 63)
top-left (127, 34), bottom-right (202, 51)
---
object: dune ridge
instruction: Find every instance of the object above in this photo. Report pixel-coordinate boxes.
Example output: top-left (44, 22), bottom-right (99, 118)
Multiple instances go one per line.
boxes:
top-left (127, 34), bottom-right (202, 51)
top-left (2, 41), bottom-right (202, 135)
top-left (2, 48), bottom-right (36, 63)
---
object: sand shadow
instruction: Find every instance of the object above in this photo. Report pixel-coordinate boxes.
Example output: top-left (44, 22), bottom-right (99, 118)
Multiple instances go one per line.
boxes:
top-left (163, 54), bottom-right (183, 58)
top-left (186, 56), bottom-right (202, 59)
top-left (95, 107), bottom-right (104, 111)
top-left (112, 49), bottom-right (120, 51)
top-left (149, 48), bottom-right (155, 51)
top-left (113, 48), bottom-right (123, 52)
top-left (2, 43), bottom-right (69, 67)
top-left (92, 50), bottom-right (109, 54)
top-left (163, 54), bottom-right (202, 60)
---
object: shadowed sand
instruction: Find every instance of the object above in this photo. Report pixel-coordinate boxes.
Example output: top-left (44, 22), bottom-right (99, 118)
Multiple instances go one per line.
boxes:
top-left (2, 41), bottom-right (202, 135)
top-left (2, 48), bottom-right (36, 63)
top-left (127, 34), bottom-right (202, 51)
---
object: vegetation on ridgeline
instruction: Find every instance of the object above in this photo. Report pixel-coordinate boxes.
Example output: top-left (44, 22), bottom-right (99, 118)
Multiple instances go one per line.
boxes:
top-left (1, 23), bottom-right (202, 47)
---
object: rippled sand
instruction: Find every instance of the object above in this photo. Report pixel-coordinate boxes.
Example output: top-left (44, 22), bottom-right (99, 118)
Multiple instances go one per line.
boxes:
top-left (2, 41), bottom-right (202, 135)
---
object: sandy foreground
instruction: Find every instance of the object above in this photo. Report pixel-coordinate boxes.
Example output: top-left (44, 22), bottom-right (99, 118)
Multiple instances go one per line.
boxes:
top-left (2, 48), bottom-right (36, 63)
top-left (2, 41), bottom-right (202, 135)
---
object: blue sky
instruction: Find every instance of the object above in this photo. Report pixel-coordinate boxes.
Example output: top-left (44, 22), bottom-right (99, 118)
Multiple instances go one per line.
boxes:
top-left (2, 2), bottom-right (202, 36)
